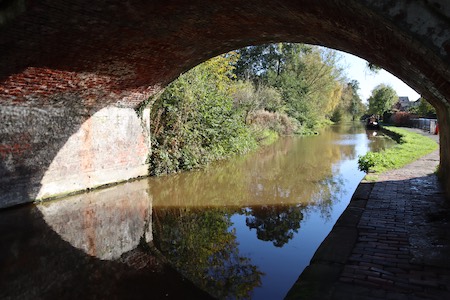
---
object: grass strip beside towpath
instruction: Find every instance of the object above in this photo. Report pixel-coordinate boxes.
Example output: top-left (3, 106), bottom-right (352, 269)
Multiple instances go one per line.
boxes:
top-left (358, 126), bottom-right (439, 180)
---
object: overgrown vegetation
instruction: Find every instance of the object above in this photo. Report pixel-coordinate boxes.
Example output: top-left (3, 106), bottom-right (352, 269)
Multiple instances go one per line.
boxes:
top-left (235, 44), bottom-right (353, 128)
top-left (149, 53), bottom-right (257, 175)
top-left (358, 127), bottom-right (438, 176)
top-left (148, 43), bottom-right (366, 176)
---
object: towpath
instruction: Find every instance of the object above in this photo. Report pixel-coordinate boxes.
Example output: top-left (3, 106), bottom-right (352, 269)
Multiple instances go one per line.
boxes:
top-left (286, 129), bottom-right (450, 299)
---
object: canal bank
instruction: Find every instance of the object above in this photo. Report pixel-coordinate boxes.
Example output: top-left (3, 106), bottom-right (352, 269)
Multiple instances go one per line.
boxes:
top-left (286, 129), bottom-right (450, 299)
top-left (1, 124), bottom-right (392, 299)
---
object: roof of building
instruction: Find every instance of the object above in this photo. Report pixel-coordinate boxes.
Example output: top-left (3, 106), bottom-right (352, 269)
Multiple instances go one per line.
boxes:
top-left (398, 96), bottom-right (410, 104)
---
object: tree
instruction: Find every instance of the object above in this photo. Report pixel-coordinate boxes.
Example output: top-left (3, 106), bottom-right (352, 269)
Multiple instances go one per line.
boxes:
top-left (232, 81), bottom-right (283, 123)
top-left (368, 84), bottom-right (398, 117)
top-left (348, 80), bottom-right (365, 120)
top-left (366, 62), bottom-right (382, 74)
top-left (232, 81), bottom-right (261, 123)
top-left (150, 53), bottom-right (256, 175)
top-left (333, 80), bottom-right (365, 122)
top-left (233, 44), bottom-right (345, 129)
top-left (412, 97), bottom-right (436, 117)
top-left (234, 43), bottom-right (309, 82)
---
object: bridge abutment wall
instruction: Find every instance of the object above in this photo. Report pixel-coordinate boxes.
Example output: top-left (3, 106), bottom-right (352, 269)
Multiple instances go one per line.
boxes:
top-left (0, 80), bottom-right (152, 208)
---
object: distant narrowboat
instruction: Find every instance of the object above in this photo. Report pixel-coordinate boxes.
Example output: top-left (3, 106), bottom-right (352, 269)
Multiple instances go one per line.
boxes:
top-left (366, 115), bottom-right (380, 129)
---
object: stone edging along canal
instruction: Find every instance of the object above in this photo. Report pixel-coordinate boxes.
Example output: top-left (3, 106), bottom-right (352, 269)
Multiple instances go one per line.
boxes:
top-left (285, 180), bottom-right (375, 299)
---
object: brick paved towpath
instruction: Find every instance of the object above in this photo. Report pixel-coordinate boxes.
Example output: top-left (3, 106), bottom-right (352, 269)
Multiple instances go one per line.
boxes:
top-left (286, 129), bottom-right (450, 300)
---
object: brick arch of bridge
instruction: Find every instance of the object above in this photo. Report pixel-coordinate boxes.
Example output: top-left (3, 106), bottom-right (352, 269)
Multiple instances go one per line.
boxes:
top-left (1, 0), bottom-right (449, 208)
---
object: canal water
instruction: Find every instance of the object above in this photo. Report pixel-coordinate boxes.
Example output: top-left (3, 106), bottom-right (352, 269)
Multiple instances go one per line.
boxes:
top-left (0, 124), bottom-right (394, 299)
top-left (150, 124), bottom-right (394, 299)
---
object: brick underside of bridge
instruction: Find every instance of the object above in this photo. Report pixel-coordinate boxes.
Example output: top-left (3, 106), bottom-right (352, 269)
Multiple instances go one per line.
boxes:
top-left (1, 0), bottom-right (450, 208)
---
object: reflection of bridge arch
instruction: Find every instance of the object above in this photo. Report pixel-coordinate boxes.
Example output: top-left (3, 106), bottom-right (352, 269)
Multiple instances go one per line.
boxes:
top-left (0, 0), bottom-right (449, 207)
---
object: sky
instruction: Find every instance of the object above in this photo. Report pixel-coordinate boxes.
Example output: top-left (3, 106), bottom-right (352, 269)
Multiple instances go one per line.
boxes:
top-left (336, 50), bottom-right (420, 103)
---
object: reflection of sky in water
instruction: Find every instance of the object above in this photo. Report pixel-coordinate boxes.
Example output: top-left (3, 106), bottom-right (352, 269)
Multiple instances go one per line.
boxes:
top-left (230, 132), bottom-right (370, 299)
top-left (230, 213), bottom-right (313, 300)
top-left (153, 124), bottom-right (395, 299)
top-left (231, 167), bottom-right (363, 299)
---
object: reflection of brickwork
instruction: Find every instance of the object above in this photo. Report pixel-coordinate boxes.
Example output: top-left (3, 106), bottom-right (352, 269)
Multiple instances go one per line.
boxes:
top-left (0, 186), bottom-right (210, 299)
top-left (38, 179), bottom-right (152, 260)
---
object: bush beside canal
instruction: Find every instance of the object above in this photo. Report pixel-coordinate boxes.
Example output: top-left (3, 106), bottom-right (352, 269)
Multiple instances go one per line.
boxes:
top-left (358, 127), bottom-right (438, 177)
top-left (148, 54), bottom-right (260, 176)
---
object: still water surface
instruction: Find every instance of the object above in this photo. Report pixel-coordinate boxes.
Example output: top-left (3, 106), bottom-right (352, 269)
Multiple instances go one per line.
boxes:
top-left (150, 124), bottom-right (394, 299)
top-left (0, 123), bottom-right (394, 299)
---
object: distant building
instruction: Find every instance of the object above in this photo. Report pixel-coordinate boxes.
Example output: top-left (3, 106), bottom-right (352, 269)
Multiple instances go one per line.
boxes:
top-left (393, 96), bottom-right (419, 111)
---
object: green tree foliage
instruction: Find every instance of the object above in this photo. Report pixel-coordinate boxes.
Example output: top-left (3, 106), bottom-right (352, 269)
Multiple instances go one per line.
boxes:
top-left (232, 81), bottom-right (298, 137)
top-left (235, 44), bottom-right (344, 130)
top-left (366, 62), bottom-right (382, 74)
top-left (234, 43), bottom-right (289, 82)
top-left (150, 53), bottom-right (257, 175)
top-left (332, 80), bottom-right (365, 122)
top-left (232, 81), bottom-right (284, 123)
top-left (368, 84), bottom-right (398, 117)
top-left (410, 97), bottom-right (436, 117)
top-left (149, 43), bottom-right (361, 175)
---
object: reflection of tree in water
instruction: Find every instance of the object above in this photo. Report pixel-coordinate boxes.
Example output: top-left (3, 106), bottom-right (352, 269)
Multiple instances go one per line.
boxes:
top-left (244, 171), bottom-right (348, 247)
top-left (245, 204), bottom-right (304, 247)
top-left (148, 124), bottom-right (369, 209)
top-left (153, 207), bottom-right (263, 299)
top-left (304, 173), bottom-right (346, 222)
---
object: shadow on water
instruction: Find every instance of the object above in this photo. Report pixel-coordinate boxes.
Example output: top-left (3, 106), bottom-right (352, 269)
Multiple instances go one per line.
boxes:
top-left (286, 172), bottom-right (450, 299)
top-left (0, 180), bottom-right (212, 299)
